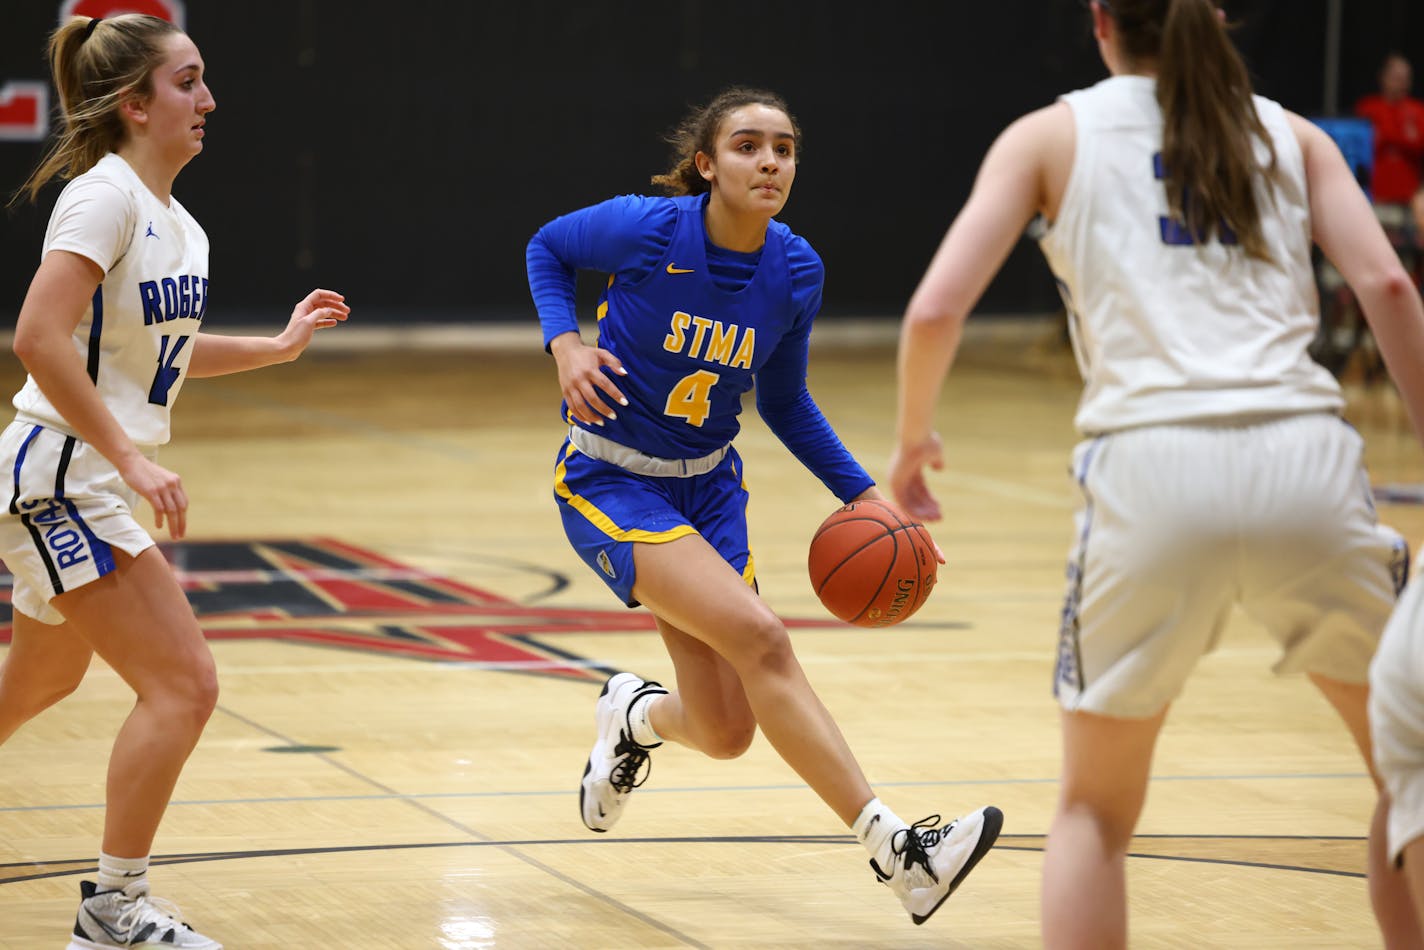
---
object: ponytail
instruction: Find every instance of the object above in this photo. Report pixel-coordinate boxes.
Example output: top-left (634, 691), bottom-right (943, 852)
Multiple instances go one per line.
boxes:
top-left (1108, 0), bottom-right (1277, 260)
top-left (651, 155), bottom-right (704, 197)
top-left (11, 14), bottom-right (181, 206)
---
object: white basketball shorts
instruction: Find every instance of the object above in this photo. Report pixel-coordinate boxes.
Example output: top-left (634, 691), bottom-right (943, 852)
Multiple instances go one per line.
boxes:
top-left (1055, 413), bottom-right (1408, 718)
top-left (0, 421), bottom-right (155, 624)
top-left (1371, 562), bottom-right (1424, 864)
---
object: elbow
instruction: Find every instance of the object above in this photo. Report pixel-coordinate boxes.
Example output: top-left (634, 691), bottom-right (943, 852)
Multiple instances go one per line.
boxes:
top-left (526, 229), bottom-right (552, 262)
top-left (903, 280), bottom-right (970, 331)
top-left (903, 299), bottom-right (966, 334)
top-left (1372, 263), bottom-right (1415, 301)
top-left (1356, 263), bottom-right (1418, 314)
top-left (11, 329), bottom-right (42, 369)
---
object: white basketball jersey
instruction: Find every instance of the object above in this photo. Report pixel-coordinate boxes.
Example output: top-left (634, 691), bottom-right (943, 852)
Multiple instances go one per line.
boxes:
top-left (13, 153), bottom-right (209, 446)
top-left (1038, 76), bottom-right (1342, 435)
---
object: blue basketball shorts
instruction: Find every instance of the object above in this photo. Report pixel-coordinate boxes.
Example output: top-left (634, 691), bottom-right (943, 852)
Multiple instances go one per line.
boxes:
top-left (552, 437), bottom-right (756, 607)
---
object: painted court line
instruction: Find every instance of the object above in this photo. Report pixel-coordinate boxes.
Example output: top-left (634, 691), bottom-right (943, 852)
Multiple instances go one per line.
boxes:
top-left (0, 771), bottom-right (1368, 814)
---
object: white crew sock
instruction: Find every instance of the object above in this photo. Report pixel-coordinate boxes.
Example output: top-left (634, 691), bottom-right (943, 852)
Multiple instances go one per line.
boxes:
top-left (852, 798), bottom-right (910, 872)
top-left (97, 851), bottom-right (149, 893)
top-left (627, 689), bottom-right (665, 748)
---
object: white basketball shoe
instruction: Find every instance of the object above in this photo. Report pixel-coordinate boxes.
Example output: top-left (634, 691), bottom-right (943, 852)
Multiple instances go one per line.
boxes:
top-left (870, 806), bottom-right (1004, 924)
top-left (579, 672), bottom-right (668, 832)
top-left (68, 879), bottom-right (222, 949)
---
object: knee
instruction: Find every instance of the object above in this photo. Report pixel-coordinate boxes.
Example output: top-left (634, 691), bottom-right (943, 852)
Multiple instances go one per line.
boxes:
top-left (725, 609), bottom-right (795, 674)
top-left (187, 664), bottom-right (220, 724)
top-left (151, 659), bottom-right (219, 730)
top-left (699, 718), bottom-right (757, 760)
top-left (1056, 797), bottom-right (1138, 854)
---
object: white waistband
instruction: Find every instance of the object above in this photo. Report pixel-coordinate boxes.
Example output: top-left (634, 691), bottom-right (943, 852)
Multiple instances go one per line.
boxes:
top-left (569, 426), bottom-right (730, 478)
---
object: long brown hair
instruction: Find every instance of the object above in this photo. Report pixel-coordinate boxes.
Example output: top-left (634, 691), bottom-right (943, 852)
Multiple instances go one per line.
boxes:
top-left (1108, 0), bottom-right (1277, 260)
top-left (11, 14), bottom-right (182, 206)
top-left (650, 87), bottom-right (802, 196)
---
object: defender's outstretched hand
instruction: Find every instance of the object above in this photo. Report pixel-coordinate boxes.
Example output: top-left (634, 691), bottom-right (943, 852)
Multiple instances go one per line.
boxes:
top-left (888, 432), bottom-right (946, 524)
top-left (276, 288), bottom-right (350, 361)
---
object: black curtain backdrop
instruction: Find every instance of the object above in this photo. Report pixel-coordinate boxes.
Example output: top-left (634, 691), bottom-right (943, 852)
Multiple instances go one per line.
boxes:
top-left (2, 1), bottom-right (1421, 325)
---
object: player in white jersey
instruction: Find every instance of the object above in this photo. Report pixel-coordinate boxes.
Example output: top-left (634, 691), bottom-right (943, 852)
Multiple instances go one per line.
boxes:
top-left (887, 1), bottom-right (1424, 947)
top-left (1371, 556), bottom-right (1424, 932)
top-left (2, 15), bottom-right (347, 950)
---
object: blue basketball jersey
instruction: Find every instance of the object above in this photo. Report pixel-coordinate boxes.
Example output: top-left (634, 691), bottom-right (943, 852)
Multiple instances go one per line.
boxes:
top-left (593, 195), bottom-right (790, 457)
top-left (528, 193), bottom-right (872, 502)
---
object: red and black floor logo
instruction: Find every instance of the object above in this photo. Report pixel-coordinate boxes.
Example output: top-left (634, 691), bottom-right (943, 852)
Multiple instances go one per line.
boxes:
top-left (0, 539), bottom-right (843, 680)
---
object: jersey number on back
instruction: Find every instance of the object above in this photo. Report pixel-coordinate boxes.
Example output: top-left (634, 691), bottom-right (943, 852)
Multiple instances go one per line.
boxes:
top-left (1154, 153), bottom-right (1239, 247)
top-left (664, 370), bottom-right (719, 427)
top-left (147, 334), bottom-right (188, 406)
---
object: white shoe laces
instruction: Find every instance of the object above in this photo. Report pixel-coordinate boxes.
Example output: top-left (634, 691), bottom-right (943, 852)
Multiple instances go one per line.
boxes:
top-left (114, 892), bottom-right (189, 936)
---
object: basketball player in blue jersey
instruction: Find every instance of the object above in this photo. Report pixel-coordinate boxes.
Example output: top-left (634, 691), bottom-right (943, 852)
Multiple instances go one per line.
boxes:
top-left (887, 2), bottom-right (1424, 947)
top-left (526, 87), bottom-right (1002, 926)
top-left (0, 15), bottom-right (347, 949)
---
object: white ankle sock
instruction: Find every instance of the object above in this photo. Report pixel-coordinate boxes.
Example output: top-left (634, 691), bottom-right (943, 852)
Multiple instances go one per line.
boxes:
top-left (852, 798), bottom-right (909, 870)
top-left (97, 851), bottom-right (148, 892)
top-left (627, 690), bottom-right (664, 748)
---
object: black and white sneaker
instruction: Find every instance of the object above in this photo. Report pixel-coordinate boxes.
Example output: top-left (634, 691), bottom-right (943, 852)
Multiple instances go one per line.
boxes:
top-left (579, 672), bottom-right (667, 832)
top-left (871, 807), bottom-right (1003, 925)
top-left (68, 878), bottom-right (222, 949)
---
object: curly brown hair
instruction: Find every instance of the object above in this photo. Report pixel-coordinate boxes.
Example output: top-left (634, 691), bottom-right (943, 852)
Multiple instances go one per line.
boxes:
top-left (650, 87), bottom-right (801, 196)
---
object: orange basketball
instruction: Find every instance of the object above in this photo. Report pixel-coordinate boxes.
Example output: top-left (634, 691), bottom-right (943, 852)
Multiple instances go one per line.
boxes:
top-left (807, 498), bottom-right (938, 627)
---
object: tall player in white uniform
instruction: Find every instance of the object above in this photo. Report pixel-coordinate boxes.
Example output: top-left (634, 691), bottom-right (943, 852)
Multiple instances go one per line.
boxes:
top-left (886, 1), bottom-right (1424, 947)
top-left (2, 15), bottom-right (347, 949)
top-left (1371, 556), bottom-right (1424, 937)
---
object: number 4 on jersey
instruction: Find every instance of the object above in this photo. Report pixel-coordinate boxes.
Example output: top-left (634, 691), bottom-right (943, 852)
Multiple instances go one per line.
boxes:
top-left (664, 369), bottom-right (719, 427)
top-left (148, 334), bottom-right (188, 405)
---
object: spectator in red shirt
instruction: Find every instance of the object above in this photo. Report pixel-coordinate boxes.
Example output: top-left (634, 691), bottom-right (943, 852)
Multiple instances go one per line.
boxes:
top-left (1356, 53), bottom-right (1424, 206)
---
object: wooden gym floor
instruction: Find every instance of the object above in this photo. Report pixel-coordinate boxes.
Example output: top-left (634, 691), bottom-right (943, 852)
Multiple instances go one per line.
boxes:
top-left (0, 318), bottom-right (1420, 948)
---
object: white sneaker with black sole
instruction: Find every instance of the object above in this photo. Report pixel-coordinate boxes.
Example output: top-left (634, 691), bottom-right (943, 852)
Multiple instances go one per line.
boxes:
top-left (870, 806), bottom-right (1004, 925)
top-left (67, 879), bottom-right (222, 949)
top-left (579, 672), bottom-right (668, 832)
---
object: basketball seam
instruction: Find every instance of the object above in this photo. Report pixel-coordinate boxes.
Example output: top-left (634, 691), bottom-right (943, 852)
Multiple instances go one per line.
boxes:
top-left (810, 518), bottom-right (903, 595)
top-left (809, 500), bottom-right (933, 627)
top-left (855, 526), bottom-right (901, 625)
top-left (814, 526), bottom-right (916, 624)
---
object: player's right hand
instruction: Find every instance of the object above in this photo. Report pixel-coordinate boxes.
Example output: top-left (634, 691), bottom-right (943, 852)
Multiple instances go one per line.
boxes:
top-left (550, 335), bottom-right (628, 427)
top-left (119, 455), bottom-right (188, 540)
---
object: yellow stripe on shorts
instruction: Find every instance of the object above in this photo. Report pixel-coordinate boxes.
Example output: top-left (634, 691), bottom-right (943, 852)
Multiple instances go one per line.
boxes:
top-left (737, 458), bottom-right (756, 588)
top-left (554, 443), bottom-right (698, 545)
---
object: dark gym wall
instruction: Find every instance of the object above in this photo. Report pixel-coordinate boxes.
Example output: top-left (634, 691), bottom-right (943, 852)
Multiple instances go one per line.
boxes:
top-left (2, 1), bottom-right (1421, 325)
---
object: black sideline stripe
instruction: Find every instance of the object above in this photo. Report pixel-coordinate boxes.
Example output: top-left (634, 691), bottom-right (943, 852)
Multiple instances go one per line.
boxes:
top-left (86, 287), bottom-right (103, 383)
top-left (0, 833), bottom-right (1369, 886)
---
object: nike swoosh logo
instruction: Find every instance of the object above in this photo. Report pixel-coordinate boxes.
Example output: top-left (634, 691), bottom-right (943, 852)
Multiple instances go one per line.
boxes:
top-left (666, 263), bottom-right (694, 275)
top-left (92, 915), bottom-right (129, 940)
